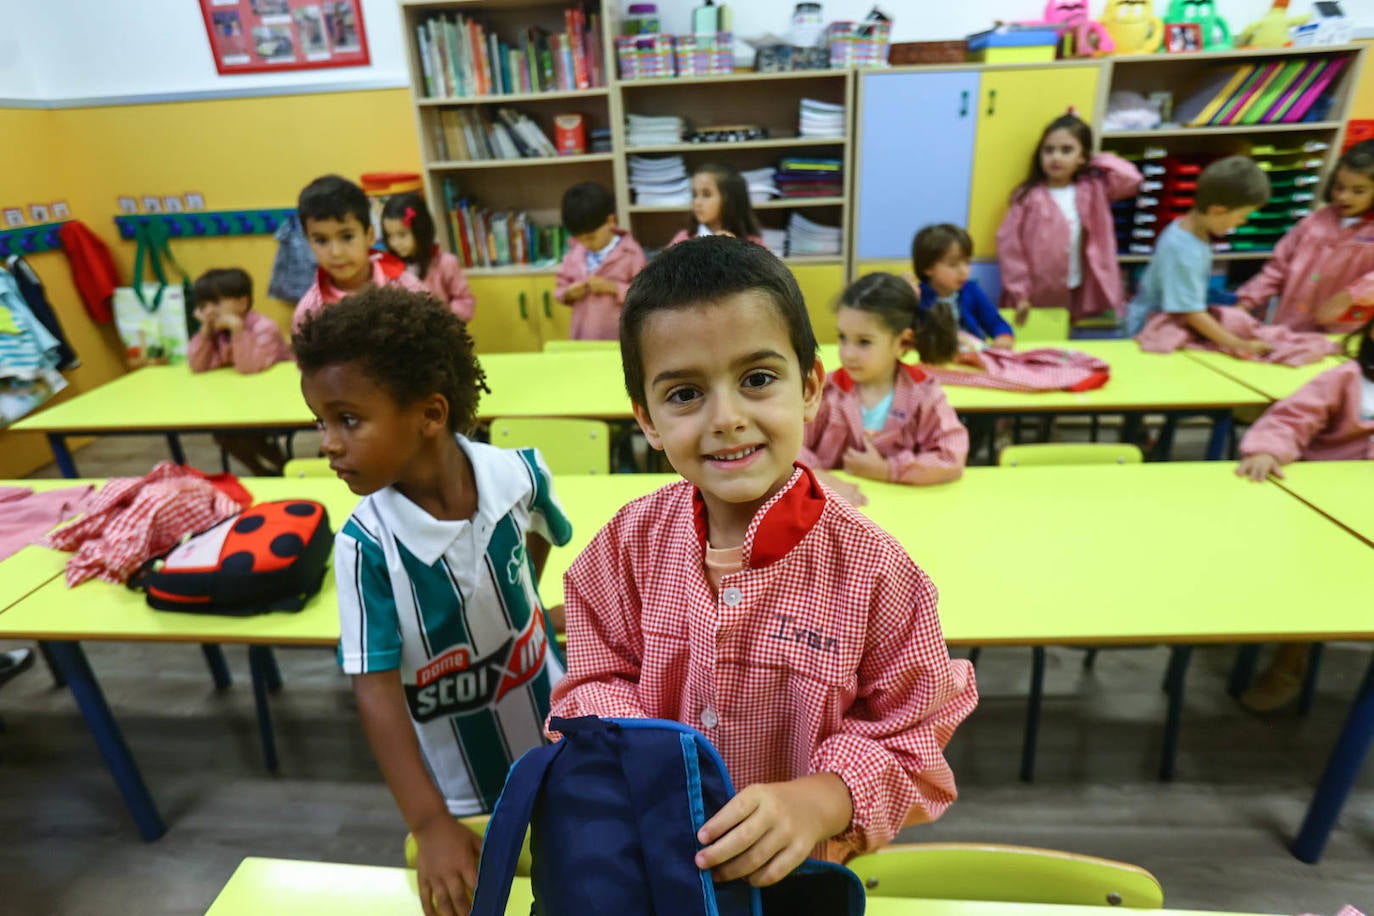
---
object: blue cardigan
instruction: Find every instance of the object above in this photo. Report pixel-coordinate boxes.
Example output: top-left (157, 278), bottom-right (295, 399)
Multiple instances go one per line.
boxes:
top-left (919, 280), bottom-right (1013, 343)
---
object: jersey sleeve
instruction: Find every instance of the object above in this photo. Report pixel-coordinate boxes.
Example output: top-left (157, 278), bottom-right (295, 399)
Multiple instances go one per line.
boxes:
top-left (335, 517), bottom-right (403, 674)
top-left (516, 447), bottom-right (573, 547)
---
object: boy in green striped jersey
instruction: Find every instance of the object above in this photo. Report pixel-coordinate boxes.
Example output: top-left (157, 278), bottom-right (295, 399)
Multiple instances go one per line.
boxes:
top-left (296, 288), bottom-right (572, 916)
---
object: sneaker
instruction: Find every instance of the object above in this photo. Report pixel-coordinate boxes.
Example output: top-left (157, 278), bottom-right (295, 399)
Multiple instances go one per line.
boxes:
top-left (0, 648), bottom-right (34, 689)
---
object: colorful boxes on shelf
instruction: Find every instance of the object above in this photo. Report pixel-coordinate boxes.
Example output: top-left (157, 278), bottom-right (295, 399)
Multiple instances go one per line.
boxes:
top-left (965, 27), bottom-right (1060, 64)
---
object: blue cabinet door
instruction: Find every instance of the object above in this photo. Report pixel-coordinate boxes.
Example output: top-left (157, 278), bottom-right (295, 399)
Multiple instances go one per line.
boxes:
top-left (855, 70), bottom-right (980, 260)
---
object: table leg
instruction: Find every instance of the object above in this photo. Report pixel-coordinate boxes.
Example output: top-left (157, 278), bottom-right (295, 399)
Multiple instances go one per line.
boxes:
top-left (45, 641), bottom-right (165, 841)
top-left (200, 644), bottom-right (232, 690)
top-left (165, 434), bottom-right (187, 465)
top-left (1205, 411), bottom-right (1232, 461)
top-left (46, 434), bottom-right (78, 479)
top-left (1020, 646), bottom-right (1046, 783)
top-left (248, 646), bottom-right (279, 772)
top-left (260, 647), bottom-right (283, 693)
top-left (37, 641), bottom-right (67, 688)
top-left (1160, 645), bottom-right (1193, 781)
top-left (1228, 644), bottom-right (1261, 697)
top-left (1298, 643), bottom-right (1325, 718)
top-left (1292, 655), bottom-right (1374, 864)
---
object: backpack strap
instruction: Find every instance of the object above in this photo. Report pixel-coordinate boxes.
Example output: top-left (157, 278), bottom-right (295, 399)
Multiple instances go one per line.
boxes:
top-left (468, 728), bottom-right (570, 916)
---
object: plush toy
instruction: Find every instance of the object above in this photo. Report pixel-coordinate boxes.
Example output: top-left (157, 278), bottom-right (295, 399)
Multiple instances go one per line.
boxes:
top-left (1100, 0), bottom-right (1164, 54)
top-left (1020, 0), bottom-right (1117, 57)
top-left (1236, 0), bottom-right (1310, 48)
top-left (1164, 0), bottom-right (1232, 50)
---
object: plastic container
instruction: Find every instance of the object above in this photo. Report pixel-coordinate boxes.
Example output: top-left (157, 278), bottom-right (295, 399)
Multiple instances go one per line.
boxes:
top-left (826, 20), bottom-right (890, 68)
top-left (622, 3), bottom-right (659, 36)
top-left (789, 2), bottom-right (824, 47)
top-left (616, 34), bottom-right (675, 80)
top-left (675, 32), bottom-right (733, 76)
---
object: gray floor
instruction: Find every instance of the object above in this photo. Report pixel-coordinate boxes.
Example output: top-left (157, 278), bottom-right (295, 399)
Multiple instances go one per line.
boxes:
top-left (4, 430), bottom-right (1372, 915)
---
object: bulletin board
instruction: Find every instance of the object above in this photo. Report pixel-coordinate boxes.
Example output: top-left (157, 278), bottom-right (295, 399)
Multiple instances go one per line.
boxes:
top-left (199, 0), bottom-right (370, 75)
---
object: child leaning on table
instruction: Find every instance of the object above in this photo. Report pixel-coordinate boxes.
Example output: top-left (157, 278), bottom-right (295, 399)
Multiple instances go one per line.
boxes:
top-left (295, 287), bottom-right (571, 916)
top-left (549, 235), bottom-right (978, 885)
top-left (186, 267), bottom-right (292, 476)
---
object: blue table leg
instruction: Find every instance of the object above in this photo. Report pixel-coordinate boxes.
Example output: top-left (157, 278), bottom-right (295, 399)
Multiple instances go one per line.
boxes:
top-left (1228, 644), bottom-right (1261, 697)
top-left (1298, 643), bottom-right (1325, 718)
top-left (200, 644), bottom-right (232, 690)
top-left (45, 641), bottom-right (165, 841)
top-left (1160, 645), bottom-right (1193, 781)
top-left (1020, 646), bottom-right (1047, 783)
top-left (165, 434), bottom-right (187, 465)
top-left (261, 647), bottom-right (283, 693)
top-left (1292, 655), bottom-right (1374, 863)
top-left (37, 641), bottom-right (67, 688)
top-left (46, 434), bottom-right (78, 479)
top-left (248, 645), bottom-right (279, 772)
top-left (1206, 411), bottom-right (1233, 461)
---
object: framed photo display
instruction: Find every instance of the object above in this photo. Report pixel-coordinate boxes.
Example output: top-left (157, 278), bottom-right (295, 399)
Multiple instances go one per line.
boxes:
top-left (199, 0), bottom-right (369, 75)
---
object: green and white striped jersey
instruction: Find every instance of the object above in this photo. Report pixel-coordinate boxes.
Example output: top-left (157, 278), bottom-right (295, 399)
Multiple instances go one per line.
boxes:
top-left (335, 437), bottom-right (572, 815)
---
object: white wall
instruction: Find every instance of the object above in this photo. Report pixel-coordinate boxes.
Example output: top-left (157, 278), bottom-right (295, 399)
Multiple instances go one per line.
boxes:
top-left (3, 0), bottom-right (1366, 104)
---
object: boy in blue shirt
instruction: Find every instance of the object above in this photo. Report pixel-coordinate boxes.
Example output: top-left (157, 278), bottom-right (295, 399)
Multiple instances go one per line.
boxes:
top-left (1125, 155), bottom-right (1272, 357)
top-left (296, 288), bottom-right (571, 916)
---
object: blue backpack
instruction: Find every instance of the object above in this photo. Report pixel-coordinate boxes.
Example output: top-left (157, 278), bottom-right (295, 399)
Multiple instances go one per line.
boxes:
top-left (471, 716), bottom-right (866, 915)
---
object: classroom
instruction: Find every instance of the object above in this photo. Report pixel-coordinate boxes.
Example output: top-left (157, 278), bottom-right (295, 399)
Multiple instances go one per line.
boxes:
top-left (1, 0), bottom-right (1373, 913)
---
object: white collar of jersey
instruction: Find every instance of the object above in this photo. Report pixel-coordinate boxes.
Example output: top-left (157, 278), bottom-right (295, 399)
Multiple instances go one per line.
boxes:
top-left (372, 435), bottom-right (531, 565)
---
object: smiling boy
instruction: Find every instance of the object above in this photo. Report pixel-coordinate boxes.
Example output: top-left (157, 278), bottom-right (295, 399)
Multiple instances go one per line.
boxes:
top-left (549, 236), bottom-right (977, 886)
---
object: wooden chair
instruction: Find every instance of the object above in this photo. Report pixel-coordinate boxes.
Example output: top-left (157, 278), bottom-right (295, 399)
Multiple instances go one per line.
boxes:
top-left (997, 307), bottom-right (1071, 343)
top-left (993, 442), bottom-right (1189, 784)
top-left (543, 339), bottom-right (618, 353)
top-left (489, 417), bottom-right (611, 475)
top-left (850, 843), bottom-right (1163, 908)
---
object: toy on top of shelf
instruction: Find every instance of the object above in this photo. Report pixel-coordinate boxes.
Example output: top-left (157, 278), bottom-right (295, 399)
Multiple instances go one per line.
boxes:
top-left (1018, 0), bottom-right (1116, 57)
top-left (1235, 0), bottom-right (1309, 49)
top-left (1100, 0), bottom-right (1164, 55)
top-left (1290, 1), bottom-right (1351, 47)
top-left (1164, 0), bottom-right (1232, 51)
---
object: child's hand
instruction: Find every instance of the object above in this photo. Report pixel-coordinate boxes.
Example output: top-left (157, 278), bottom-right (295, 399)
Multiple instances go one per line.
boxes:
top-left (1234, 339), bottom-right (1273, 359)
top-left (563, 282), bottom-right (588, 302)
top-left (414, 816), bottom-right (483, 916)
top-left (216, 312), bottom-right (244, 334)
top-left (695, 773), bottom-right (853, 887)
top-left (842, 442), bottom-right (889, 481)
top-left (587, 276), bottom-right (618, 296)
top-left (1316, 290), bottom-right (1354, 323)
top-left (1237, 453), bottom-right (1284, 482)
top-left (1014, 299), bottom-right (1032, 327)
top-left (991, 334), bottom-right (1014, 350)
top-left (1237, 298), bottom-right (1263, 316)
top-left (194, 305), bottom-right (219, 330)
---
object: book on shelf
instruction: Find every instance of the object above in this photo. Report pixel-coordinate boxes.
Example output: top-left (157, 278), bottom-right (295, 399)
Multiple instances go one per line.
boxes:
top-left (442, 179), bottom-right (567, 269)
top-left (433, 107), bottom-right (560, 161)
top-left (416, 8), bottom-right (603, 100)
top-left (1177, 54), bottom-right (1350, 128)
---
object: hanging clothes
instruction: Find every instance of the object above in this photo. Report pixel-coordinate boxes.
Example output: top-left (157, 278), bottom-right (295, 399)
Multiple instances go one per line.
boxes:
top-left (6, 255), bottom-right (78, 369)
top-left (268, 213), bottom-right (318, 303)
top-left (0, 267), bottom-right (68, 427)
top-left (57, 220), bottom-right (120, 323)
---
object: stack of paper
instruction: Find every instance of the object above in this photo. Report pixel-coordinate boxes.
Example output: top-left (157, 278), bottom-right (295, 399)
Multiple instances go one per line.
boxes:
top-left (759, 228), bottom-right (788, 259)
top-left (786, 213), bottom-right (842, 256)
top-left (742, 166), bottom-right (780, 203)
top-left (799, 98), bottom-right (845, 139)
top-left (629, 155), bottom-right (691, 206)
top-left (626, 113), bottom-right (686, 147)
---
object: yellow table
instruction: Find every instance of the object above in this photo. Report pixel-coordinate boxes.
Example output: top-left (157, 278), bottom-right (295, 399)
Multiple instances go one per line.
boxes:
top-left (206, 857), bottom-right (1276, 916)
top-left (1183, 350), bottom-right (1348, 401)
top-left (0, 479), bottom-right (100, 612)
top-left (1267, 460), bottom-right (1374, 547)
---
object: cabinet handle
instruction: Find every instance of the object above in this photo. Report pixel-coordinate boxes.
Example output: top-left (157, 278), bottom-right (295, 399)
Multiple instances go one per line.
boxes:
top-left (542, 290), bottom-right (552, 318)
top-left (959, 90), bottom-right (969, 118)
top-left (986, 89), bottom-right (997, 116)
top-left (518, 291), bottom-right (527, 320)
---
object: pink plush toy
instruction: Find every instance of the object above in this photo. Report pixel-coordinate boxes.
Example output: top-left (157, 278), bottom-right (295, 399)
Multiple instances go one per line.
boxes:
top-left (1020, 0), bottom-right (1117, 56)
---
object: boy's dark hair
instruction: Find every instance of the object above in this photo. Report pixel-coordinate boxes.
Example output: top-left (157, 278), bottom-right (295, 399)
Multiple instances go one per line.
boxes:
top-left (620, 236), bottom-right (815, 407)
top-left (1194, 156), bottom-right (1271, 211)
top-left (298, 174), bottom-right (371, 230)
top-left (1323, 139), bottom-right (1374, 205)
top-left (912, 224), bottom-right (973, 281)
top-left (293, 286), bottom-right (488, 434)
top-left (689, 163), bottom-right (762, 240)
top-left (561, 182), bottom-right (616, 236)
top-left (192, 267), bottom-right (253, 307)
top-left (912, 298), bottom-right (961, 365)
top-left (381, 192), bottom-right (437, 280)
top-left (839, 272), bottom-right (918, 336)
top-left (1014, 113), bottom-right (1094, 202)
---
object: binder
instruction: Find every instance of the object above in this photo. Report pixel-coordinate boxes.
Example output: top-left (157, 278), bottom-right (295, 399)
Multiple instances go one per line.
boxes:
top-left (1283, 56), bottom-right (1347, 122)
top-left (1239, 60), bottom-right (1307, 125)
top-left (1222, 62), bottom-right (1284, 125)
top-left (1182, 64), bottom-right (1254, 126)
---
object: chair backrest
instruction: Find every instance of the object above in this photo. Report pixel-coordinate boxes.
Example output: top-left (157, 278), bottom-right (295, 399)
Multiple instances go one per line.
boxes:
top-left (489, 417), bottom-right (611, 475)
top-left (848, 843), bottom-right (1164, 908)
top-left (281, 458), bottom-right (333, 478)
top-left (999, 443), bottom-right (1143, 467)
top-left (997, 307), bottom-right (1071, 342)
top-left (543, 339), bottom-right (619, 353)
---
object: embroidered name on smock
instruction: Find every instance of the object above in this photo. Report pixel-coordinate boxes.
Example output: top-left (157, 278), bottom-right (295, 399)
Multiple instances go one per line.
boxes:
top-left (769, 613), bottom-right (839, 654)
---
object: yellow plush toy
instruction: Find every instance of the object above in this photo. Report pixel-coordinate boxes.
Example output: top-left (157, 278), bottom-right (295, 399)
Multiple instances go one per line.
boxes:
top-left (1101, 0), bottom-right (1164, 54)
top-left (1236, 0), bottom-right (1309, 48)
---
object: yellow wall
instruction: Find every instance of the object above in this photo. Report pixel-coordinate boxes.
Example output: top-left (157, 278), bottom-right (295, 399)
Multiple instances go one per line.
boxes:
top-left (1353, 40), bottom-right (1374, 120)
top-left (0, 88), bottom-right (419, 477)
